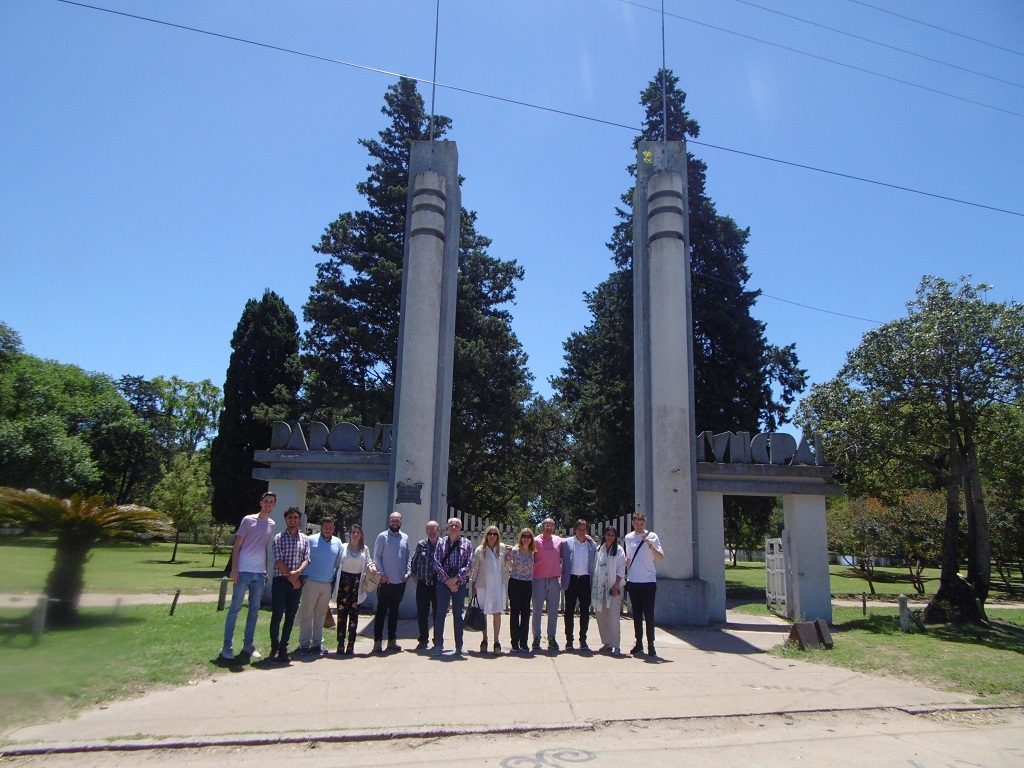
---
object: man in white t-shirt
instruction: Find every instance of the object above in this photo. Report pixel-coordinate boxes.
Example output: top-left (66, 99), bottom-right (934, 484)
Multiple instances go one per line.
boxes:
top-left (623, 511), bottom-right (664, 657)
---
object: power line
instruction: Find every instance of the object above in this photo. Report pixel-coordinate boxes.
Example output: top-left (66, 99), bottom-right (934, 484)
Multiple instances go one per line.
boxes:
top-left (50, 0), bottom-right (1024, 219)
top-left (728, 0), bottom-right (1024, 90)
top-left (699, 271), bottom-right (882, 324)
top-left (844, 0), bottom-right (1024, 58)
top-left (615, 0), bottom-right (1024, 120)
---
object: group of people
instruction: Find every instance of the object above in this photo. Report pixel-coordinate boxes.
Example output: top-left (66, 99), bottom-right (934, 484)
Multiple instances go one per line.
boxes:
top-left (218, 491), bottom-right (665, 663)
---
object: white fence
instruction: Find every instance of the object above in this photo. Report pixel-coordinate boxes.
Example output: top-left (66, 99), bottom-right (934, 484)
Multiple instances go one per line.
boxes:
top-left (454, 510), bottom-right (634, 546)
top-left (765, 537), bottom-right (787, 616)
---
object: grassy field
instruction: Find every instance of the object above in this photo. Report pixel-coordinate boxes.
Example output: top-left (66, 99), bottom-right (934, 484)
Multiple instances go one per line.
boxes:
top-left (0, 537), bottom-right (227, 595)
top-left (726, 560), bottom-right (1024, 602)
top-left (0, 602), bottom-right (224, 731)
top-left (773, 607), bottom-right (1024, 705)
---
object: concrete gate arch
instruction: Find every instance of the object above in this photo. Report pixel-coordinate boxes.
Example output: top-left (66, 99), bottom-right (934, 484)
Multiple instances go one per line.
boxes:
top-left (252, 139), bottom-right (840, 624)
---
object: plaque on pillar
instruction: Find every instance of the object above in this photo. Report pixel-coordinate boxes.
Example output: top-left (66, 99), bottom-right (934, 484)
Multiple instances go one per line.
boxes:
top-left (395, 482), bottom-right (423, 504)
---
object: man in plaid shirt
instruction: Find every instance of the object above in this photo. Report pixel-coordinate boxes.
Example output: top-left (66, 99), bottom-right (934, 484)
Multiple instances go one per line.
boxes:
top-left (432, 517), bottom-right (474, 656)
top-left (269, 506), bottom-right (310, 663)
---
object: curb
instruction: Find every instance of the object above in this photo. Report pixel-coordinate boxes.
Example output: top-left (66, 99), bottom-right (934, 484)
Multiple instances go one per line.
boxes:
top-left (5, 704), bottom-right (1021, 758)
top-left (0, 721), bottom-right (594, 758)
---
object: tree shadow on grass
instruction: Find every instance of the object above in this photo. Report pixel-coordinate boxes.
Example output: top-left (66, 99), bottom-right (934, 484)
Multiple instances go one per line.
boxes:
top-left (0, 612), bottom-right (144, 648)
top-left (174, 570), bottom-right (224, 580)
top-left (836, 613), bottom-right (1024, 656)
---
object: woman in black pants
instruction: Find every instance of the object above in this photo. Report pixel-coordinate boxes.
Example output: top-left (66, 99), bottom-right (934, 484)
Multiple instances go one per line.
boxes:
top-left (506, 527), bottom-right (536, 654)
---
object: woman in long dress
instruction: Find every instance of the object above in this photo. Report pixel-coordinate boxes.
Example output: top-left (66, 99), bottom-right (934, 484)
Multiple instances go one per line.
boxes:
top-left (592, 526), bottom-right (626, 655)
top-left (470, 525), bottom-right (510, 655)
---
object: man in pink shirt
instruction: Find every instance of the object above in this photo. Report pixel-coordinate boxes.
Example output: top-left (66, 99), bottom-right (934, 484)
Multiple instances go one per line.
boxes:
top-left (531, 517), bottom-right (563, 653)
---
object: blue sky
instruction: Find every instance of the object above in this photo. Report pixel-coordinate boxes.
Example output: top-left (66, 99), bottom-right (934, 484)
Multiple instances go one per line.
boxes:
top-left (2, 0), bottom-right (1021, 425)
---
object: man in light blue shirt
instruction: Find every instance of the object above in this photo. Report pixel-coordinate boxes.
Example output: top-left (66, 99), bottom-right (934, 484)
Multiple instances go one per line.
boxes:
top-left (372, 511), bottom-right (410, 653)
top-left (295, 516), bottom-right (343, 656)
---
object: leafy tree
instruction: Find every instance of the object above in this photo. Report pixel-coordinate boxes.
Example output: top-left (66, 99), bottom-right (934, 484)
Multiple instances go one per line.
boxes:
top-left (888, 490), bottom-right (945, 595)
top-left (553, 70), bottom-right (806, 520)
top-left (798, 276), bottom-right (1024, 622)
top-left (302, 78), bottom-right (535, 522)
top-left (0, 321), bottom-right (22, 368)
top-left (0, 487), bottom-right (172, 626)
top-left (827, 496), bottom-right (889, 595)
top-left (149, 452), bottom-right (212, 562)
top-left (0, 350), bottom-right (146, 500)
top-left (210, 290), bottom-right (302, 526)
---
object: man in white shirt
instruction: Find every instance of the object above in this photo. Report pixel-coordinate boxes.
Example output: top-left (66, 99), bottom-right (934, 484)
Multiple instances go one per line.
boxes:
top-left (559, 519), bottom-right (597, 650)
top-left (624, 511), bottom-right (664, 657)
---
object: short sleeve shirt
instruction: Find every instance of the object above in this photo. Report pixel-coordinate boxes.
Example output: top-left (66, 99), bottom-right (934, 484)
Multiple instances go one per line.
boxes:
top-left (235, 514), bottom-right (276, 573)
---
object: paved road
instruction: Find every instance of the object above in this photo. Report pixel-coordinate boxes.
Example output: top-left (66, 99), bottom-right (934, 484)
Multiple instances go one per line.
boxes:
top-left (6, 708), bottom-right (1024, 767)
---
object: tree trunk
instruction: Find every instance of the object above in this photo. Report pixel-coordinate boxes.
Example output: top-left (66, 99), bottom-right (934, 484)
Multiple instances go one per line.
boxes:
top-left (925, 433), bottom-right (984, 624)
top-left (44, 533), bottom-right (92, 627)
top-left (171, 530), bottom-right (181, 563)
top-left (963, 428), bottom-right (991, 605)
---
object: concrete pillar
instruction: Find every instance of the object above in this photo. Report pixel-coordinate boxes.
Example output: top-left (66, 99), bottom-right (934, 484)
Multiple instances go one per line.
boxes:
top-left (359, 481), bottom-right (390, 613)
top-left (697, 491), bottom-right (726, 622)
top-left (781, 494), bottom-right (832, 623)
top-left (388, 141), bottom-right (461, 619)
top-left (634, 141), bottom-right (707, 626)
top-left (263, 479), bottom-right (308, 601)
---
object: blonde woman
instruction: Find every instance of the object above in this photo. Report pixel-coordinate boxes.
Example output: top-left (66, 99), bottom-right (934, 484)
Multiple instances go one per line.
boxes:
top-left (332, 523), bottom-right (375, 656)
top-left (507, 527), bottom-right (536, 654)
top-left (470, 525), bottom-right (510, 654)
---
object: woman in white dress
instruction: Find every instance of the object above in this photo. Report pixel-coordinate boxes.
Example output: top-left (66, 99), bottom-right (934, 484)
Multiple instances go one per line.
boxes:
top-left (592, 526), bottom-right (626, 655)
top-left (470, 525), bottom-right (510, 655)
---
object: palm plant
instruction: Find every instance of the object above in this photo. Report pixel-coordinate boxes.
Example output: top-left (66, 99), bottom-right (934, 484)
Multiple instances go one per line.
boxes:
top-left (0, 487), bottom-right (173, 626)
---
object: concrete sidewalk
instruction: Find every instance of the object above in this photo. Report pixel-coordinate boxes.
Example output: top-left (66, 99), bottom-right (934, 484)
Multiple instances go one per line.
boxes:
top-left (2, 610), bottom-right (980, 754)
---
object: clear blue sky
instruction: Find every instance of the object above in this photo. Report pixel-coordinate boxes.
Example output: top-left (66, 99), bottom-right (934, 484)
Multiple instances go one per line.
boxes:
top-left (2, 0), bottom-right (1021, 424)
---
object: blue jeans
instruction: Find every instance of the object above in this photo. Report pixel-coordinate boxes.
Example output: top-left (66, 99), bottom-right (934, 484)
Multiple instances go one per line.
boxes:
top-left (222, 571), bottom-right (265, 654)
top-left (434, 581), bottom-right (468, 651)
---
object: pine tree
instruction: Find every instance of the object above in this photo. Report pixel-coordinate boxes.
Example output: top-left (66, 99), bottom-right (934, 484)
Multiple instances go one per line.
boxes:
top-left (554, 70), bottom-right (806, 520)
top-left (209, 290), bottom-right (302, 525)
top-left (303, 78), bottom-right (535, 520)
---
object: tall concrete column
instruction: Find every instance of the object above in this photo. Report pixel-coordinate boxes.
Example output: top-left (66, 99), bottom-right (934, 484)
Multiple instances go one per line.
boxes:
top-left (782, 494), bottom-right (832, 623)
top-left (633, 141), bottom-right (707, 625)
top-left (697, 491), bottom-right (726, 622)
top-left (388, 141), bottom-right (461, 618)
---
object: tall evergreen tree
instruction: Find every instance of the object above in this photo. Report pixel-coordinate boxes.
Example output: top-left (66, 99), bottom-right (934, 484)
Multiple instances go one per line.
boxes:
top-left (210, 290), bottom-right (302, 525)
top-left (303, 78), bottom-right (535, 520)
top-left (553, 70), bottom-right (806, 520)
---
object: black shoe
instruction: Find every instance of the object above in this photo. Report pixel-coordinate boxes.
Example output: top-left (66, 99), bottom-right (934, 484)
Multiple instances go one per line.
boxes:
top-left (308, 645), bottom-right (322, 656)
top-left (565, 638), bottom-right (574, 650)
top-left (416, 640), bottom-right (428, 650)
top-left (336, 644), bottom-right (345, 656)
top-left (532, 638), bottom-right (541, 651)
top-left (480, 638), bottom-right (488, 654)
top-left (386, 642), bottom-right (402, 653)
top-left (276, 648), bottom-right (290, 664)
top-left (630, 643), bottom-right (644, 656)
top-left (647, 645), bottom-right (657, 657)
top-left (548, 637), bottom-right (559, 653)
top-left (579, 639), bottom-right (590, 651)
top-left (493, 642), bottom-right (502, 654)
top-left (345, 642), bottom-right (355, 656)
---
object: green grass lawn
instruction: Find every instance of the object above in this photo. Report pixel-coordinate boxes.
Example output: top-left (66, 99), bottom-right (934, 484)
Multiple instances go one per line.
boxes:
top-left (0, 602), bottom-right (226, 731)
top-left (773, 607), bottom-right (1024, 705)
top-left (0, 537), bottom-right (228, 595)
top-left (726, 560), bottom-right (1024, 602)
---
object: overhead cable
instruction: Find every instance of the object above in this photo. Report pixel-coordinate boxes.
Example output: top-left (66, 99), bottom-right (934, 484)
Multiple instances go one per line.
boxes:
top-left (51, 0), bottom-right (1024, 219)
top-left (844, 0), bottom-right (1024, 58)
top-left (728, 0), bottom-right (1024, 90)
top-left (615, 0), bottom-right (1024, 120)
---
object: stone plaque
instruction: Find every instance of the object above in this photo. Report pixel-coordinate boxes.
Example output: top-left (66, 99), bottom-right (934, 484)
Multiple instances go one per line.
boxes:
top-left (395, 482), bottom-right (423, 505)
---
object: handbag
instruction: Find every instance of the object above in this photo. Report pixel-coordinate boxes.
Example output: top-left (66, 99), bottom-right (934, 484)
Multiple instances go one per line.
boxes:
top-left (465, 596), bottom-right (486, 632)
top-left (363, 564), bottom-right (381, 594)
